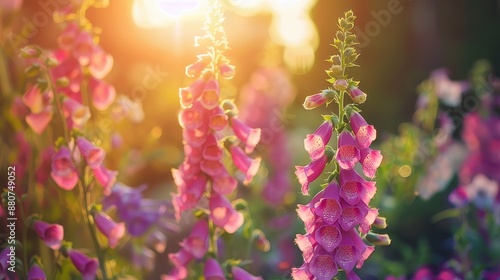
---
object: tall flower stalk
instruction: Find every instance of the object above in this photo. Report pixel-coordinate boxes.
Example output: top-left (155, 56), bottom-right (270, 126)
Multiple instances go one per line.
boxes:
top-left (166, 1), bottom-right (263, 279)
top-left (292, 11), bottom-right (389, 280)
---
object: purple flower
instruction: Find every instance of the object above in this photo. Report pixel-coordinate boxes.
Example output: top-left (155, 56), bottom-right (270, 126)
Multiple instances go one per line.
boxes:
top-left (28, 263), bottom-right (46, 280)
top-left (68, 249), bottom-right (99, 280)
top-left (33, 220), bottom-right (64, 250)
top-left (203, 258), bottom-right (225, 280)
top-left (94, 211), bottom-right (125, 249)
top-left (91, 165), bottom-right (117, 195)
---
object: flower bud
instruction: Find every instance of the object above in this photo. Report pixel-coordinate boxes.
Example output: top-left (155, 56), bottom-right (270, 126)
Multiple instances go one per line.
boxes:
top-left (347, 86), bottom-right (367, 104)
top-left (366, 233), bottom-right (391, 246)
top-left (373, 216), bottom-right (387, 229)
top-left (333, 79), bottom-right (348, 91)
top-left (253, 229), bottom-right (270, 252)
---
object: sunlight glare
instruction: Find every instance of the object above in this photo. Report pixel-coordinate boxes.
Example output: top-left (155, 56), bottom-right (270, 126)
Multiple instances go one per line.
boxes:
top-left (132, 0), bottom-right (203, 28)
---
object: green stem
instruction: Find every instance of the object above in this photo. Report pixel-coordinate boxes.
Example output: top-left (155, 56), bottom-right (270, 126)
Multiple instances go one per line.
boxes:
top-left (78, 180), bottom-right (110, 280)
top-left (208, 219), bottom-right (218, 258)
top-left (0, 46), bottom-right (13, 98)
top-left (43, 71), bottom-right (71, 143)
top-left (18, 197), bottom-right (29, 278)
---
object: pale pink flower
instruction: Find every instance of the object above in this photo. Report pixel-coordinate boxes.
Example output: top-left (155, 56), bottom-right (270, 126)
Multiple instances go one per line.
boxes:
top-left (50, 146), bottom-right (78, 191)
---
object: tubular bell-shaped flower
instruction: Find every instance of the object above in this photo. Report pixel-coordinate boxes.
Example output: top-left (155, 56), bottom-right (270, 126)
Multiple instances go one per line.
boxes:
top-left (50, 146), bottom-right (78, 191)
top-left (32, 220), bottom-right (64, 250)
top-left (93, 210), bottom-right (125, 249)
top-left (293, 11), bottom-right (388, 279)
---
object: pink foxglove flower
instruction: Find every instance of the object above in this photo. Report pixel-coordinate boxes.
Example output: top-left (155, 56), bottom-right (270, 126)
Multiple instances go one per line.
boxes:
top-left (295, 153), bottom-right (331, 195)
top-left (33, 220), bottom-right (64, 250)
top-left (91, 165), bottom-right (117, 195)
top-left (209, 194), bottom-right (244, 234)
top-left (68, 249), bottom-right (99, 280)
top-left (94, 211), bottom-right (125, 249)
top-left (304, 120), bottom-right (333, 161)
top-left (293, 11), bottom-right (386, 279)
top-left (63, 97), bottom-right (91, 130)
top-left (181, 219), bottom-right (209, 259)
top-left (169, 2), bottom-right (262, 278)
top-left (89, 78), bottom-right (116, 111)
top-left (230, 117), bottom-right (261, 153)
top-left (50, 146), bottom-right (78, 191)
top-left (22, 86), bottom-right (54, 134)
top-left (229, 145), bottom-right (261, 184)
top-left (350, 112), bottom-right (376, 149)
top-left (359, 148), bottom-right (383, 179)
top-left (335, 131), bottom-right (360, 170)
top-left (76, 137), bottom-right (105, 168)
top-left (203, 258), bottom-right (225, 280)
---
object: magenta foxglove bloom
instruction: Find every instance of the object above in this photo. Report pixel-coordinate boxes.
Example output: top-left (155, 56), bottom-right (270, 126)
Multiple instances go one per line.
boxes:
top-left (33, 220), bottom-right (64, 250)
top-left (68, 249), bottom-right (99, 280)
top-left (94, 211), bottom-right (125, 249)
top-left (209, 193), bottom-right (244, 234)
top-left (335, 131), bottom-right (360, 170)
top-left (203, 258), bottom-right (225, 280)
top-left (350, 112), bottom-right (376, 149)
top-left (91, 165), bottom-right (117, 195)
top-left (229, 145), bottom-right (261, 184)
top-left (339, 169), bottom-right (370, 206)
top-left (28, 263), bottom-right (47, 280)
top-left (334, 229), bottom-right (367, 272)
top-left (309, 248), bottom-right (339, 280)
top-left (303, 92), bottom-right (328, 110)
top-left (304, 120), bottom-right (333, 161)
top-left (50, 146), bottom-right (79, 191)
top-left (359, 148), bottom-right (383, 179)
top-left (295, 154), bottom-right (330, 195)
top-left (230, 117), bottom-right (262, 153)
top-left (314, 182), bottom-right (342, 225)
top-left (181, 219), bottom-right (209, 259)
top-left (76, 137), bottom-right (105, 168)
top-left (231, 266), bottom-right (264, 280)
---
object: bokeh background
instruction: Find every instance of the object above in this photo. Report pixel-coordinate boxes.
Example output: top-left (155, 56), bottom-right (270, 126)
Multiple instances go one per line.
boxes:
top-left (3, 0), bottom-right (500, 278)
